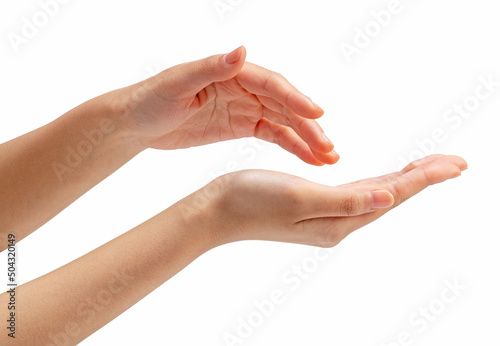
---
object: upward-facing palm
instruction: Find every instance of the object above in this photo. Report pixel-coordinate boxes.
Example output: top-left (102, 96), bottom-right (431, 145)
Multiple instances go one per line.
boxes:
top-left (194, 154), bottom-right (467, 248)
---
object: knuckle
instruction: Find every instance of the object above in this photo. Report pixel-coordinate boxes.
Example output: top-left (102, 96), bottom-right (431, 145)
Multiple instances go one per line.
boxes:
top-left (388, 178), bottom-right (407, 206)
top-left (405, 161), bottom-right (418, 171)
top-left (199, 57), bottom-right (218, 75)
top-left (339, 195), bottom-right (362, 216)
top-left (273, 72), bottom-right (285, 80)
top-left (271, 72), bottom-right (287, 87)
top-left (272, 125), bottom-right (287, 145)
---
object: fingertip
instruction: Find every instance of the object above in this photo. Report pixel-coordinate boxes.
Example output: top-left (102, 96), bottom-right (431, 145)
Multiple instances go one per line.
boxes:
top-left (240, 45), bottom-right (247, 61)
top-left (296, 149), bottom-right (326, 166)
top-left (450, 165), bottom-right (462, 178)
top-left (223, 45), bottom-right (246, 65)
top-left (371, 190), bottom-right (394, 209)
top-left (326, 150), bottom-right (340, 165)
top-left (296, 94), bottom-right (325, 119)
top-left (433, 155), bottom-right (468, 175)
top-left (312, 102), bottom-right (325, 117)
top-left (333, 154), bottom-right (340, 164)
top-left (424, 161), bottom-right (463, 185)
top-left (312, 150), bottom-right (339, 165)
top-left (451, 155), bottom-right (468, 171)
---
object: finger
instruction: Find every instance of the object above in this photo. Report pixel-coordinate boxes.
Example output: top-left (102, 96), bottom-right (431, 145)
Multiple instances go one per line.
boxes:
top-left (253, 118), bottom-right (326, 166)
top-left (257, 95), bottom-right (294, 118)
top-left (261, 106), bottom-right (290, 127)
top-left (332, 156), bottom-right (467, 235)
top-left (236, 62), bottom-right (324, 119)
top-left (261, 105), bottom-right (334, 153)
top-left (349, 156), bottom-right (467, 204)
top-left (296, 185), bottom-right (395, 220)
top-left (338, 154), bottom-right (467, 189)
top-left (400, 154), bottom-right (445, 173)
top-left (312, 149), bottom-right (340, 165)
top-left (390, 159), bottom-right (466, 206)
top-left (301, 155), bottom-right (466, 219)
top-left (292, 116), bottom-right (334, 153)
top-left (337, 171), bottom-right (400, 190)
top-left (297, 155), bottom-right (467, 247)
top-left (401, 154), bottom-right (467, 174)
top-left (290, 188), bottom-right (394, 247)
top-left (166, 46), bottom-right (247, 98)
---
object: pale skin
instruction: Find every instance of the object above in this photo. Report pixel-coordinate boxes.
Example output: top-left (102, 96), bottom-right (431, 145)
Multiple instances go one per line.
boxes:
top-left (0, 46), bottom-right (467, 344)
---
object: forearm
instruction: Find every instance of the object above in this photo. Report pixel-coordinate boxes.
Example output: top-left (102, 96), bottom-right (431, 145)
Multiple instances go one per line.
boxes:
top-left (0, 91), bottom-right (145, 249)
top-left (0, 201), bottom-right (213, 345)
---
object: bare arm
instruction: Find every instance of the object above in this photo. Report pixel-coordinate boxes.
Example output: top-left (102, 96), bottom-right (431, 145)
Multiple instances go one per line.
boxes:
top-left (0, 46), bottom-right (336, 250)
top-left (0, 198), bottom-right (213, 345)
top-left (0, 94), bottom-right (143, 250)
top-left (0, 154), bottom-right (466, 344)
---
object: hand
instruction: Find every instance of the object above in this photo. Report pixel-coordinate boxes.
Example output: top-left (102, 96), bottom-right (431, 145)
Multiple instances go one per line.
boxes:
top-left (114, 46), bottom-right (338, 166)
top-left (183, 154), bottom-right (467, 248)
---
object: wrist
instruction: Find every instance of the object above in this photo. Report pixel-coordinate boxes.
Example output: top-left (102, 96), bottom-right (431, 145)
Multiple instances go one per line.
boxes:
top-left (173, 175), bottom-right (235, 250)
top-left (99, 88), bottom-right (149, 154)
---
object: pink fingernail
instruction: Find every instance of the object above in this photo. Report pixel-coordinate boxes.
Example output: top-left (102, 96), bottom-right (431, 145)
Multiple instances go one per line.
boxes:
top-left (371, 190), bottom-right (394, 209)
top-left (223, 46), bottom-right (242, 64)
top-left (313, 102), bottom-right (323, 111)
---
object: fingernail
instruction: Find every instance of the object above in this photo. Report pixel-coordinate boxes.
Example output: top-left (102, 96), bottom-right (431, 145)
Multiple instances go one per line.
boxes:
top-left (308, 97), bottom-right (323, 111)
top-left (322, 132), bottom-right (332, 144)
top-left (371, 190), bottom-right (394, 209)
top-left (313, 102), bottom-right (323, 111)
top-left (223, 46), bottom-right (242, 64)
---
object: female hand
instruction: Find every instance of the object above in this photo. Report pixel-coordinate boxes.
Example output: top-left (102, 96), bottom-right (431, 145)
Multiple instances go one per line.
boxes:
top-left (180, 154), bottom-right (467, 248)
top-left (113, 46), bottom-right (337, 165)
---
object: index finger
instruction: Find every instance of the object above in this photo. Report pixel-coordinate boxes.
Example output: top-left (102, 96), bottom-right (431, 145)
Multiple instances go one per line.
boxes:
top-left (235, 62), bottom-right (324, 119)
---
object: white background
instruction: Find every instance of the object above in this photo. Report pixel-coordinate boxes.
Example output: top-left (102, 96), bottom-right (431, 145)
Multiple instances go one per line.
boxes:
top-left (1, 0), bottom-right (499, 345)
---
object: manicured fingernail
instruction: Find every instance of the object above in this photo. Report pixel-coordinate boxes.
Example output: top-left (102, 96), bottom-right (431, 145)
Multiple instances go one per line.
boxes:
top-left (322, 132), bottom-right (332, 144)
top-left (371, 190), bottom-right (394, 209)
top-left (313, 102), bottom-right (323, 111)
top-left (223, 46), bottom-right (242, 64)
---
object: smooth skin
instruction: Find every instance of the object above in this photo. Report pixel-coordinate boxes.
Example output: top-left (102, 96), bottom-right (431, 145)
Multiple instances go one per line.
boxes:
top-left (115, 46), bottom-right (337, 164)
top-left (0, 155), bottom-right (466, 345)
top-left (0, 46), bottom-right (336, 250)
top-left (0, 46), bottom-right (467, 344)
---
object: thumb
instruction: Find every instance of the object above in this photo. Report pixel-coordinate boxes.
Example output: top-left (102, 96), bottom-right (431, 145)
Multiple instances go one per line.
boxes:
top-left (169, 46), bottom-right (246, 97)
top-left (302, 187), bottom-right (395, 218)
